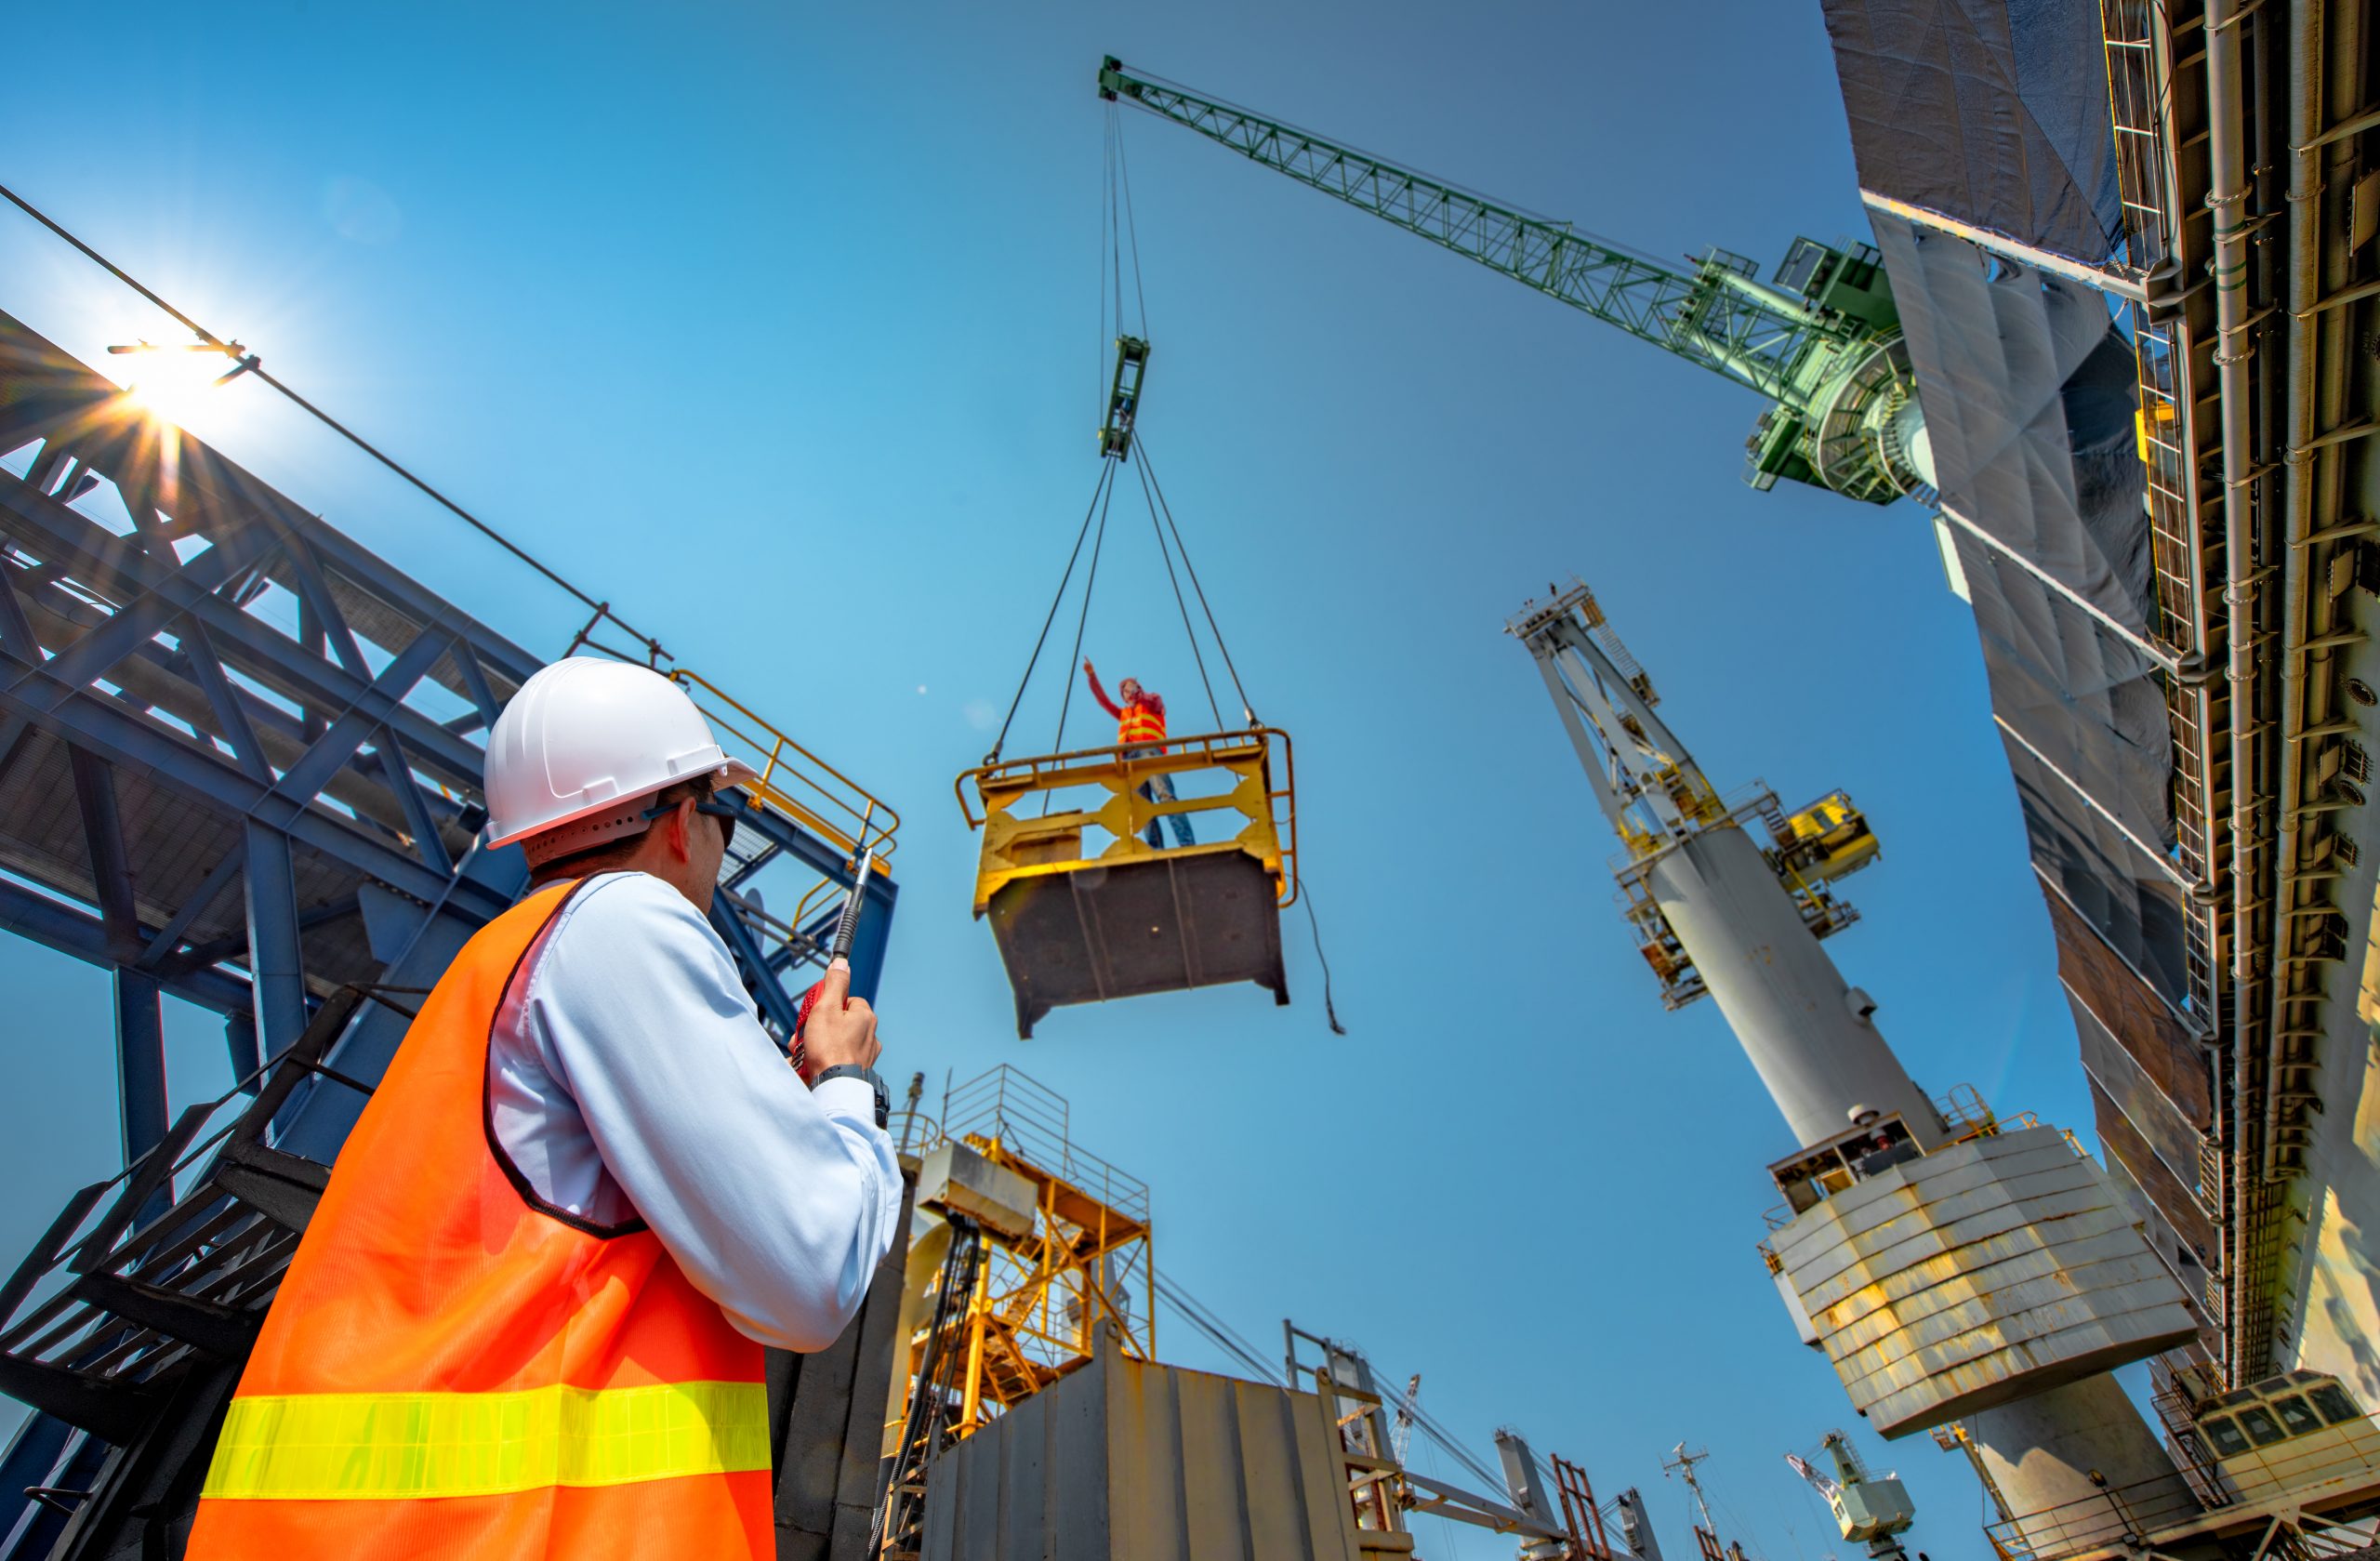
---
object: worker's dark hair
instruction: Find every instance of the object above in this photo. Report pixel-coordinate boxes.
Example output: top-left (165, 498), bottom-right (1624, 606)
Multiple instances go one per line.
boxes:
top-left (527, 776), bottom-right (712, 886)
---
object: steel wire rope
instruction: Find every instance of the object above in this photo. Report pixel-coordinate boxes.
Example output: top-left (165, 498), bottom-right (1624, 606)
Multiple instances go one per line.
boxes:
top-left (1129, 447), bottom-right (1223, 732)
top-left (1105, 108), bottom-right (1127, 365)
top-left (1048, 462), bottom-right (1117, 757)
top-left (985, 460), bottom-right (1115, 763)
top-left (1099, 109), bottom-right (1117, 418)
top-left (1114, 113), bottom-right (1151, 337)
top-left (1149, 1268), bottom-right (1283, 1385)
top-left (0, 180), bottom-right (671, 661)
top-left (1127, 431), bottom-right (1257, 724)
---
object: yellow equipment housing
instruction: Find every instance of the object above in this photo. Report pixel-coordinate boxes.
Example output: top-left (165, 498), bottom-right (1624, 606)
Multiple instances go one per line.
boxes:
top-left (956, 729), bottom-right (1296, 1036)
top-left (1772, 789), bottom-right (1879, 886)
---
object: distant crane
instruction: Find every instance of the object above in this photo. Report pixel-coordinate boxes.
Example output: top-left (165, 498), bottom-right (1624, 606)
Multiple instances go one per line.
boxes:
top-left (1391, 1371), bottom-right (1421, 1465)
top-left (1784, 1433), bottom-right (1918, 1561)
top-left (1097, 57), bottom-right (1933, 505)
top-left (1662, 1444), bottom-right (1748, 1561)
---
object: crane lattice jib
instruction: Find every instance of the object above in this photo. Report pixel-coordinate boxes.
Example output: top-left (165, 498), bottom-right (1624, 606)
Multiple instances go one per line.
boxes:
top-left (1099, 60), bottom-right (1844, 408)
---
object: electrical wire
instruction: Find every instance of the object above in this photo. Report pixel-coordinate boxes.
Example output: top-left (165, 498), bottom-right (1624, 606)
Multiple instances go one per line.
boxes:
top-left (0, 179), bottom-right (670, 661)
top-left (1130, 432), bottom-right (1258, 724)
top-left (986, 461), bottom-right (1114, 763)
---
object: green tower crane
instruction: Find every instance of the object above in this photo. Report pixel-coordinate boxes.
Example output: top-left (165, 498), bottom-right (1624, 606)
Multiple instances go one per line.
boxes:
top-left (1096, 58), bottom-right (1933, 505)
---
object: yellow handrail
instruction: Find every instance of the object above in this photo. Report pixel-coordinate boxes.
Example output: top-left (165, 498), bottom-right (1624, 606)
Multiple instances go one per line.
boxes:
top-left (666, 668), bottom-right (901, 863)
top-left (955, 727), bottom-right (1297, 908)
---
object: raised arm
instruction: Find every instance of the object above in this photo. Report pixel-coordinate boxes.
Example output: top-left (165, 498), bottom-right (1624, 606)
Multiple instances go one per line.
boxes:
top-left (1082, 659), bottom-right (1123, 721)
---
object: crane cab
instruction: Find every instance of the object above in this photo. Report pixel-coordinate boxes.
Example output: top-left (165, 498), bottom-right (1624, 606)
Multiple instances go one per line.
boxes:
top-left (957, 730), bottom-right (1295, 1037)
top-left (1769, 789), bottom-right (1879, 886)
top-left (2189, 1370), bottom-right (2380, 1505)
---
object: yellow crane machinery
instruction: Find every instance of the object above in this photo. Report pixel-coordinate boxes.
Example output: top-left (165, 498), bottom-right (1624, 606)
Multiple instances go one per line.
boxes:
top-left (877, 1066), bottom-right (1153, 1554)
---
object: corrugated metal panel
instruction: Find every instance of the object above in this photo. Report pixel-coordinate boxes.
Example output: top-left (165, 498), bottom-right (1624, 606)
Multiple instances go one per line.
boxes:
top-left (1776, 1127), bottom-right (2199, 1435)
top-left (2076, 1009), bottom-right (2207, 1209)
top-left (920, 1340), bottom-right (1368, 1561)
top-left (2045, 894), bottom-right (2210, 1125)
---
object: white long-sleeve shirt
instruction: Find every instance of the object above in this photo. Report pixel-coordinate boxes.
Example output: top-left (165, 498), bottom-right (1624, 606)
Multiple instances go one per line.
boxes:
top-left (485, 870), bottom-right (903, 1352)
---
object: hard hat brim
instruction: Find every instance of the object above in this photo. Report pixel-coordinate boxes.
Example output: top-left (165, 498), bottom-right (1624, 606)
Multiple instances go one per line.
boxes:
top-left (485, 752), bottom-right (763, 851)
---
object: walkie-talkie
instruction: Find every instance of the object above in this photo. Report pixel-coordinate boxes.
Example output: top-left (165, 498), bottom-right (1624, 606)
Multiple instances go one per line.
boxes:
top-left (790, 843), bottom-right (879, 1122)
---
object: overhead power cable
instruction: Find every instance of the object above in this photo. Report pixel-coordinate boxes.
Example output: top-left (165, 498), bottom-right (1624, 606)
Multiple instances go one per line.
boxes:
top-left (0, 180), bottom-right (670, 661)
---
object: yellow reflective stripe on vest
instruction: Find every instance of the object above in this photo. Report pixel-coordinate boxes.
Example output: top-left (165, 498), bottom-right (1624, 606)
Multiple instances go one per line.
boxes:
top-left (202, 1381), bottom-right (769, 1501)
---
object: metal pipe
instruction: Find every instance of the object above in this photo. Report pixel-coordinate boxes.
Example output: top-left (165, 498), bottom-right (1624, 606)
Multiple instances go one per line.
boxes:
top-left (2203, 0), bottom-right (2268, 1382)
top-left (2266, 0), bottom-right (2327, 1197)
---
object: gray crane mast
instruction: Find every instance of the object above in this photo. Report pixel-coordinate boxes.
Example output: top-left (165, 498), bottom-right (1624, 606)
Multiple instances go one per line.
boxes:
top-left (1511, 581), bottom-right (2201, 1555)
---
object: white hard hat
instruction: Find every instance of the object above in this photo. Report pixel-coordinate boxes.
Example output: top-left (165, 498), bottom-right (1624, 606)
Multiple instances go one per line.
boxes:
top-left (483, 657), bottom-right (760, 853)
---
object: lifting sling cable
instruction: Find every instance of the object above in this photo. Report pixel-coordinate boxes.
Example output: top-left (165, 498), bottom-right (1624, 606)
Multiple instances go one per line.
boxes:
top-left (985, 459), bottom-right (1117, 764)
top-left (1048, 461), bottom-right (1119, 756)
top-left (1114, 110), bottom-right (1151, 337)
top-left (1130, 447), bottom-right (1224, 733)
top-left (1132, 432), bottom-right (1259, 725)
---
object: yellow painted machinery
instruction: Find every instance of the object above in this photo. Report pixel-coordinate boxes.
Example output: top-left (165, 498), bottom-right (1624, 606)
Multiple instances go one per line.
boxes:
top-left (957, 730), bottom-right (1295, 1037)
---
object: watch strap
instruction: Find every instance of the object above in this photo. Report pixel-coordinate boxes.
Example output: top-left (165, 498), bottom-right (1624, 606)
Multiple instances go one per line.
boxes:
top-left (813, 1065), bottom-right (891, 1130)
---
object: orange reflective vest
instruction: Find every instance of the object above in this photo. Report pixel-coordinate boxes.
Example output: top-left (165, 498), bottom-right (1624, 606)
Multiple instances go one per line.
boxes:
top-left (1117, 695), bottom-right (1167, 747)
top-left (187, 880), bottom-right (772, 1560)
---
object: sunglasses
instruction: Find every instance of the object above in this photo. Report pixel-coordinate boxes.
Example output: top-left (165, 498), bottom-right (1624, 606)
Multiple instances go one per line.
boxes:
top-left (642, 793), bottom-right (740, 853)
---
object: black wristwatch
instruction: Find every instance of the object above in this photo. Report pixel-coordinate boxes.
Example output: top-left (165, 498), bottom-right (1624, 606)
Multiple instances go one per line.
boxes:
top-left (812, 1065), bottom-right (891, 1130)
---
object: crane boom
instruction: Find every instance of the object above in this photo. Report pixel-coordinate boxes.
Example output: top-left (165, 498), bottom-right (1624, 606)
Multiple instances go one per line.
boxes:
top-left (1097, 57), bottom-right (1935, 506)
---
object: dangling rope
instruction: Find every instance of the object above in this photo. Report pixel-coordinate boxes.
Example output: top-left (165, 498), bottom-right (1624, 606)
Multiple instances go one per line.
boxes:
top-left (1049, 466), bottom-right (1118, 755)
top-left (1131, 450), bottom-right (1223, 733)
top-left (1300, 881), bottom-right (1349, 1036)
top-left (1132, 434), bottom-right (1259, 725)
top-left (986, 461), bottom-right (1115, 763)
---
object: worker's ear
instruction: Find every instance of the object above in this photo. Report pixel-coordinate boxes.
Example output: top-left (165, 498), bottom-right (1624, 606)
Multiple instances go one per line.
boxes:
top-left (668, 797), bottom-right (696, 862)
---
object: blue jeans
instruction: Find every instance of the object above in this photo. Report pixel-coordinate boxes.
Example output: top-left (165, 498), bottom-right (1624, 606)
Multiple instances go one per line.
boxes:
top-left (1126, 747), bottom-right (1195, 849)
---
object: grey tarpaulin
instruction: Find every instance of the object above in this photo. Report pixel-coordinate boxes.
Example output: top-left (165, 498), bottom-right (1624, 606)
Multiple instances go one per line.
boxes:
top-left (1953, 528), bottom-right (2175, 858)
top-left (2002, 731), bottom-right (2189, 1008)
top-left (1876, 211), bottom-right (2153, 633)
top-left (1871, 208), bottom-right (2184, 1012)
top-left (1823, 0), bottom-right (2123, 261)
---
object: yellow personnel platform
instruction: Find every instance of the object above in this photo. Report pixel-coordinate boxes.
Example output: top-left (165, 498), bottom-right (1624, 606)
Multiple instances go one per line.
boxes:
top-left (956, 730), bottom-right (1295, 1037)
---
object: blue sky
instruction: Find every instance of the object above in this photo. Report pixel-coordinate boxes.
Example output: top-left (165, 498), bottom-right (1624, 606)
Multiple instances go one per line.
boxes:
top-left (0, 3), bottom-right (2106, 1555)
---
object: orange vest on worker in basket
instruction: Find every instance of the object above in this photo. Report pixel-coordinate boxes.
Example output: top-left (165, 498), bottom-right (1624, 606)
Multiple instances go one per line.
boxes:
top-left (1117, 692), bottom-right (1167, 747)
top-left (186, 880), bottom-right (772, 1561)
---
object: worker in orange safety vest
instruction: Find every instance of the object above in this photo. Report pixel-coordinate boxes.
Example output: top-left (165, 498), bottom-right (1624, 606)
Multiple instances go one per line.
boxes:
top-left (1084, 657), bottom-right (1196, 850)
top-left (185, 657), bottom-right (900, 1560)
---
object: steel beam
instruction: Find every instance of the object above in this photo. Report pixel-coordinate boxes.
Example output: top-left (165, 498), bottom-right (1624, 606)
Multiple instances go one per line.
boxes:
top-left (0, 880), bottom-right (248, 1014)
top-left (240, 825), bottom-right (307, 1064)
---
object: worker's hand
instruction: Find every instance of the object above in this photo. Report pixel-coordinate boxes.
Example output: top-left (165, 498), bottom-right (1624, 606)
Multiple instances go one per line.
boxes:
top-left (1082, 657), bottom-right (1095, 675)
top-left (798, 959), bottom-right (879, 1078)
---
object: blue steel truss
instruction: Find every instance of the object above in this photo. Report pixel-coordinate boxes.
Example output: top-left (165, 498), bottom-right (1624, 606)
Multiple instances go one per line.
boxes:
top-left (0, 309), bottom-right (896, 1557)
